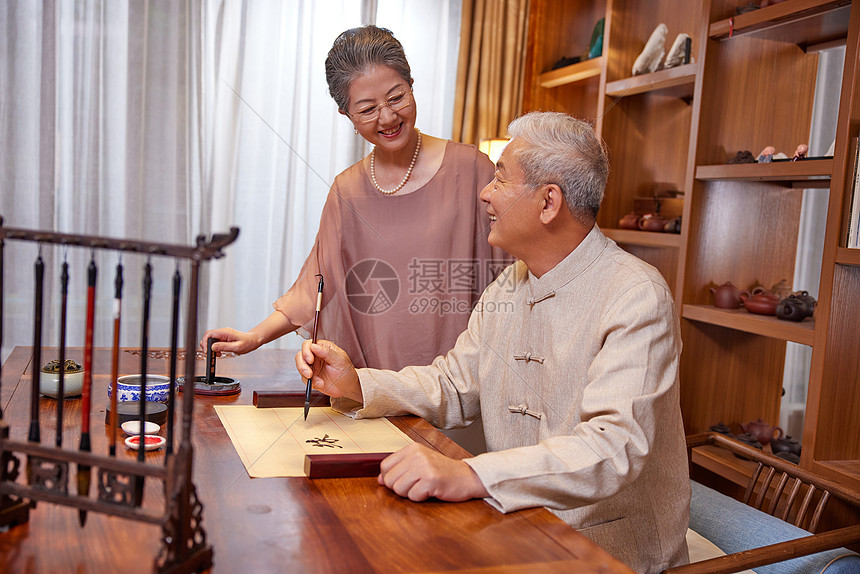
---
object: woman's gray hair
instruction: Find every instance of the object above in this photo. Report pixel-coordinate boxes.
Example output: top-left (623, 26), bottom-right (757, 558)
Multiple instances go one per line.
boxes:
top-left (507, 111), bottom-right (609, 222)
top-left (325, 26), bottom-right (412, 113)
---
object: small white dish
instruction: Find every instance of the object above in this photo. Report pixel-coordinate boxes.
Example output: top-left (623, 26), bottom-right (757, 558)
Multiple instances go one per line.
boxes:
top-left (124, 434), bottom-right (166, 452)
top-left (121, 420), bottom-right (160, 436)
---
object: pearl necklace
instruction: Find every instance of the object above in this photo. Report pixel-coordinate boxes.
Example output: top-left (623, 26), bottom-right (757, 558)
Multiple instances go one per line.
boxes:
top-left (370, 130), bottom-right (422, 196)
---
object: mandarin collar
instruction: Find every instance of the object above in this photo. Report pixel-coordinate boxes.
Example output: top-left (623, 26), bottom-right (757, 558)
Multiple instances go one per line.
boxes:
top-left (525, 225), bottom-right (607, 301)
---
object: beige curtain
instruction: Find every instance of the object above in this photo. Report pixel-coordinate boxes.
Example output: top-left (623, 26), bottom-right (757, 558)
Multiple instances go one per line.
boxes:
top-left (453, 0), bottom-right (528, 145)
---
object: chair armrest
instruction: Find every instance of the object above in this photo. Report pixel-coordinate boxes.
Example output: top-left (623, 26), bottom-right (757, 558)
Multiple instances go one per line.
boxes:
top-left (664, 526), bottom-right (860, 574)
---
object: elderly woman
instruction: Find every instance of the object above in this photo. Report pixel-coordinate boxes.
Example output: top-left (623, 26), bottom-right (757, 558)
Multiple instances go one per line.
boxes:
top-left (202, 26), bottom-right (508, 371)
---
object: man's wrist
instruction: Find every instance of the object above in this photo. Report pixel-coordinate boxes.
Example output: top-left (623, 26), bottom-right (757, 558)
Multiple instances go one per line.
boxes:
top-left (463, 458), bottom-right (490, 499)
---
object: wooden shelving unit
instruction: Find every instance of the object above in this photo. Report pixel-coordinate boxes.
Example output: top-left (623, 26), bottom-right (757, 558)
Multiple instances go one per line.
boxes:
top-left (682, 305), bottom-right (815, 345)
top-left (708, 0), bottom-right (851, 45)
top-left (692, 444), bottom-right (760, 489)
top-left (538, 57), bottom-right (603, 88)
top-left (836, 247), bottom-right (860, 265)
top-left (604, 63), bottom-right (698, 99)
top-left (603, 228), bottom-right (682, 248)
top-left (523, 0), bottom-right (860, 528)
top-left (814, 460), bottom-right (860, 491)
top-left (695, 159), bottom-right (833, 186)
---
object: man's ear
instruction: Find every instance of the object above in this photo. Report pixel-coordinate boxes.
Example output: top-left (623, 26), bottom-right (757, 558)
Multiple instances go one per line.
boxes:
top-left (539, 184), bottom-right (565, 224)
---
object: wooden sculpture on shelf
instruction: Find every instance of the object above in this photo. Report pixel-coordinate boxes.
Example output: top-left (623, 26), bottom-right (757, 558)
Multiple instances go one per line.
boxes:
top-left (0, 215), bottom-right (239, 574)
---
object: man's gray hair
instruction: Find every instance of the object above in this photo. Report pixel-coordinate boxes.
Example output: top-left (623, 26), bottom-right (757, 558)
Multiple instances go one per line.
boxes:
top-left (507, 111), bottom-right (609, 222)
top-left (325, 26), bottom-right (412, 113)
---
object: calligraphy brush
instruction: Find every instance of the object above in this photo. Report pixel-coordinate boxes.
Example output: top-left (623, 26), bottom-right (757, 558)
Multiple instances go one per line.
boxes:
top-left (78, 257), bottom-right (97, 527)
top-left (56, 260), bottom-right (69, 447)
top-left (304, 274), bottom-right (324, 421)
top-left (109, 262), bottom-right (123, 457)
top-left (166, 268), bottom-right (181, 457)
top-left (134, 261), bottom-right (152, 506)
top-left (28, 252), bottom-right (44, 445)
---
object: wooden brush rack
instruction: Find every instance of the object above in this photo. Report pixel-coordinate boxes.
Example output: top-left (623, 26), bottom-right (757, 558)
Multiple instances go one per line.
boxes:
top-left (0, 216), bottom-right (239, 573)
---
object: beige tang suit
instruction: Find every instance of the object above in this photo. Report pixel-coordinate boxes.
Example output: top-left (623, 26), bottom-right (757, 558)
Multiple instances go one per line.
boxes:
top-left (336, 226), bottom-right (690, 573)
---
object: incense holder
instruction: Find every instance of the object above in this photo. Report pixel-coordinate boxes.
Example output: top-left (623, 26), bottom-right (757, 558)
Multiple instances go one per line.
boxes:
top-left (109, 374), bottom-right (172, 403)
top-left (39, 359), bottom-right (85, 399)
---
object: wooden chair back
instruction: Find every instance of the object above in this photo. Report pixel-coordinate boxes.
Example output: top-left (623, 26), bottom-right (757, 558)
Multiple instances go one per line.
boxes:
top-left (664, 432), bottom-right (860, 574)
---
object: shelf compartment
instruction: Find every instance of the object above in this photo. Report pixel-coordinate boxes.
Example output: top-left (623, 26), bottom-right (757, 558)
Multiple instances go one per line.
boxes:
top-left (603, 228), bottom-right (681, 248)
top-left (538, 57), bottom-right (603, 88)
top-left (682, 304), bottom-right (814, 345)
top-left (695, 159), bottom-right (833, 186)
top-left (836, 247), bottom-right (860, 266)
top-left (709, 0), bottom-right (851, 46)
top-left (692, 444), bottom-right (759, 489)
top-left (605, 63), bottom-right (698, 99)
top-left (812, 460), bottom-right (860, 490)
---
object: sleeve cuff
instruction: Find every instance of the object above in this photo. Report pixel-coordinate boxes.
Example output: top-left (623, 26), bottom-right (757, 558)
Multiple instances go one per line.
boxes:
top-left (463, 456), bottom-right (507, 514)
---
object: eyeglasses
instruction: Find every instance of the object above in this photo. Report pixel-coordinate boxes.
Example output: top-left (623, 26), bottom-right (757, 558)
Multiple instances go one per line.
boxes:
top-left (348, 89), bottom-right (414, 124)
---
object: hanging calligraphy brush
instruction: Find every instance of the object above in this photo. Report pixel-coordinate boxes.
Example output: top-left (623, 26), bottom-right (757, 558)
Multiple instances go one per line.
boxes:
top-left (134, 260), bottom-right (153, 506)
top-left (78, 256), bottom-right (97, 527)
top-left (108, 261), bottom-right (123, 457)
top-left (28, 249), bottom-right (45, 445)
top-left (56, 258), bottom-right (69, 447)
top-left (166, 266), bottom-right (181, 457)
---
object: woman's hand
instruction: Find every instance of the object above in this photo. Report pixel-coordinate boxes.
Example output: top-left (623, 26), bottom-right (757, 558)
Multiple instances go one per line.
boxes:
top-left (295, 340), bottom-right (362, 403)
top-left (201, 312), bottom-right (299, 355)
top-left (199, 328), bottom-right (262, 355)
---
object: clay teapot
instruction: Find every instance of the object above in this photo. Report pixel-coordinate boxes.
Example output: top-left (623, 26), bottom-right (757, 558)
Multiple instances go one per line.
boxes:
top-left (708, 421), bottom-right (734, 436)
top-left (740, 288), bottom-right (780, 315)
top-left (741, 418), bottom-right (783, 446)
top-left (774, 451), bottom-right (801, 464)
top-left (790, 290), bottom-right (816, 310)
top-left (771, 435), bottom-right (801, 457)
top-left (618, 212), bottom-right (641, 230)
top-left (770, 279), bottom-right (793, 301)
top-left (776, 298), bottom-right (808, 321)
top-left (734, 432), bottom-right (763, 450)
top-left (664, 216), bottom-right (682, 234)
top-left (775, 292), bottom-right (814, 322)
top-left (638, 213), bottom-right (668, 232)
top-left (710, 282), bottom-right (748, 309)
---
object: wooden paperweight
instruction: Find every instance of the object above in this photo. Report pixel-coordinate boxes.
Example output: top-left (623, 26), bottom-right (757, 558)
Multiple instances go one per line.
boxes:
top-left (304, 452), bottom-right (391, 479)
top-left (253, 390), bottom-right (330, 408)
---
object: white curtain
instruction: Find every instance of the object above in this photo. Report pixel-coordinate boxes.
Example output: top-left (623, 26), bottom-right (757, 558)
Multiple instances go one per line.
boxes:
top-left (1, 0), bottom-right (196, 362)
top-left (779, 45), bottom-right (846, 439)
top-left (196, 0), bottom-right (366, 350)
top-left (198, 0), bottom-right (462, 349)
top-left (1, 0), bottom-right (462, 363)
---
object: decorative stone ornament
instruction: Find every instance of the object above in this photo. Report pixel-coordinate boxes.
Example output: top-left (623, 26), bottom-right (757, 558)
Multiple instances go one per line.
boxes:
top-left (632, 24), bottom-right (668, 75)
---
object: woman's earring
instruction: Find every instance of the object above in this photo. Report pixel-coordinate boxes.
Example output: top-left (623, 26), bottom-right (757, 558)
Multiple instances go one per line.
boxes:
top-left (354, 128), bottom-right (359, 135)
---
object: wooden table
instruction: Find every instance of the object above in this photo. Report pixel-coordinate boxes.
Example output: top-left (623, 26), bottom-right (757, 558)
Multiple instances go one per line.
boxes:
top-left (0, 347), bottom-right (632, 573)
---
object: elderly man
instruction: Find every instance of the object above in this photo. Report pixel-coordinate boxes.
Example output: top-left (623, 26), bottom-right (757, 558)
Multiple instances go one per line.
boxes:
top-left (296, 111), bottom-right (690, 573)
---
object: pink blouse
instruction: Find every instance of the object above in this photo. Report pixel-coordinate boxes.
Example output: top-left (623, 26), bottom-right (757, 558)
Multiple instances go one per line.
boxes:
top-left (274, 141), bottom-right (510, 370)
